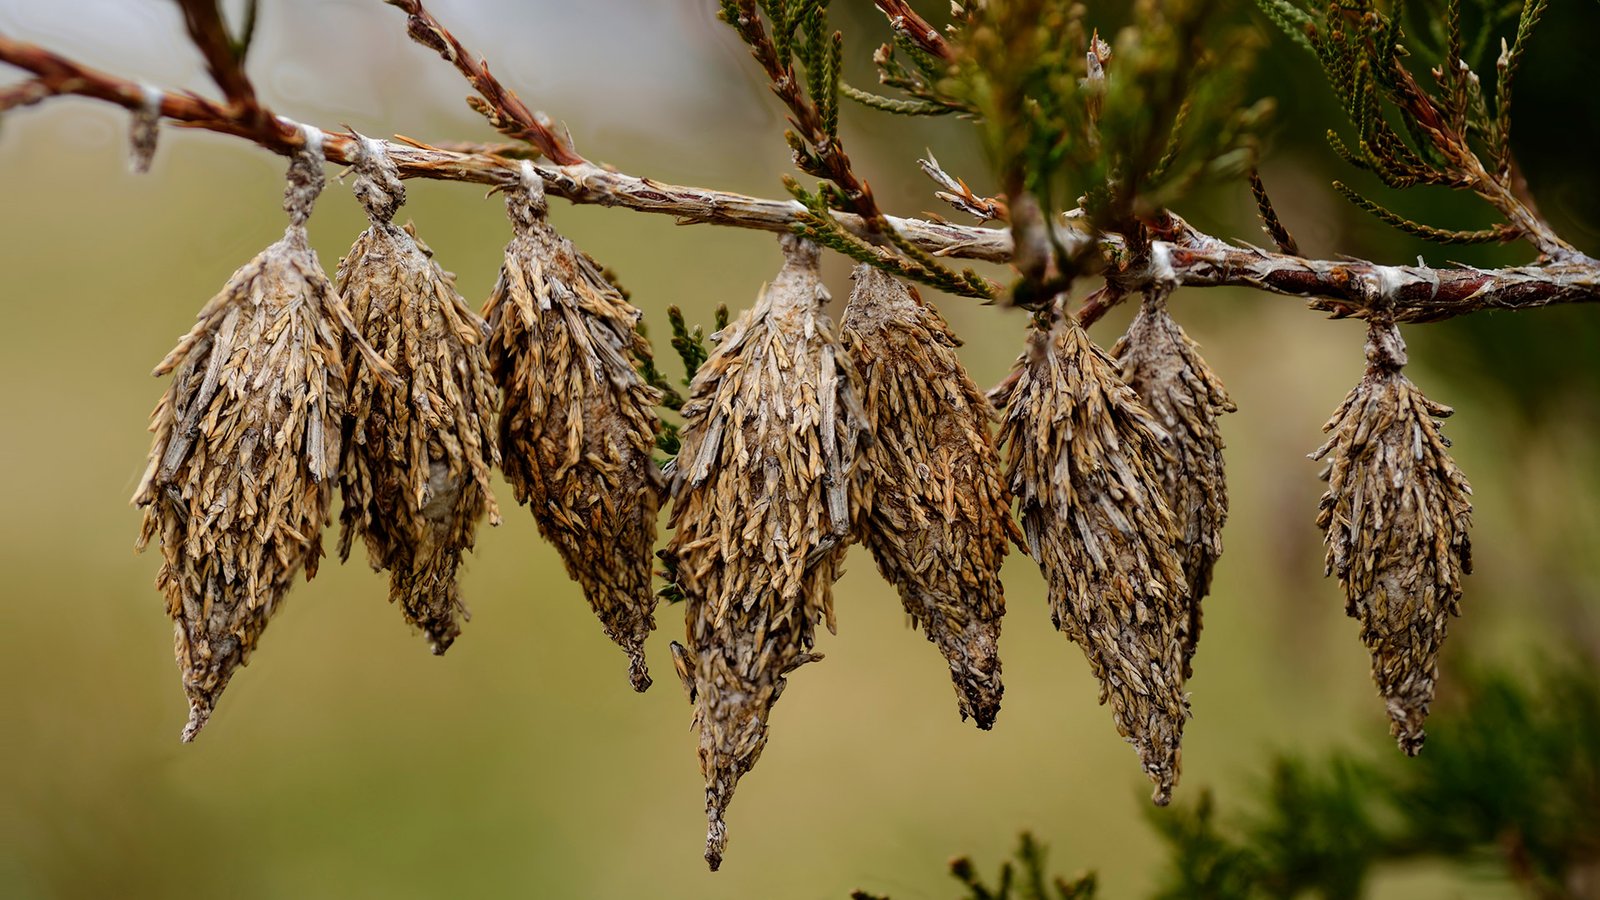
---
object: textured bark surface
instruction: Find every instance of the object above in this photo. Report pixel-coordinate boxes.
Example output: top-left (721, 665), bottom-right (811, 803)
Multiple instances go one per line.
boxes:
top-left (1312, 322), bottom-right (1474, 755)
top-left (995, 310), bottom-right (1192, 805)
top-left (4, 31), bottom-right (1597, 323)
top-left (665, 236), bottom-right (869, 870)
top-left (484, 173), bottom-right (663, 692)
top-left (1113, 294), bottom-right (1234, 679)
top-left (335, 147), bottom-right (500, 654)
top-left (843, 265), bottom-right (1019, 729)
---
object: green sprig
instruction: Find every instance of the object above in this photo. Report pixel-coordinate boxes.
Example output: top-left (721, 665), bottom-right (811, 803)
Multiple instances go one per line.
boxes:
top-left (1334, 180), bottom-right (1513, 243)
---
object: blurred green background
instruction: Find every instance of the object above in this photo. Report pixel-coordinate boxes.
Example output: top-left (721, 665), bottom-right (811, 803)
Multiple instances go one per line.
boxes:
top-left (2, 1), bottom-right (1598, 898)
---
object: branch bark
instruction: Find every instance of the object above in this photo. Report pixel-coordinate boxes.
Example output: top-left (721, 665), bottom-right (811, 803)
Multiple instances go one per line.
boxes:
top-left (1, 33), bottom-right (1596, 325)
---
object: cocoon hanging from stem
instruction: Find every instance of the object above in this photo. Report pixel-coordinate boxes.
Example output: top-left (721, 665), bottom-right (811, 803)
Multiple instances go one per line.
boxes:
top-left (133, 129), bottom-right (390, 742)
top-left (1312, 309), bottom-right (1473, 756)
top-left (995, 298), bottom-right (1192, 805)
top-left (1112, 281), bottom-right (1235, 679)
top-left (335, 136), bottom-right (501, 655)
top-left (842, 264), bottom-right (1020, 730)
top-left (664, 235), bottom-right (870, 871)
top-left (483, 162), bottom-right (665, 692)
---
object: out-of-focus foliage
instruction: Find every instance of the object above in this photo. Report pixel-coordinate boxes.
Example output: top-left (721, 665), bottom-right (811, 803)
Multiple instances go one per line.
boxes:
top-left (846, 1), bottom-right (1269, 298)
top-left (861, 659), bottom-right (1600, 899)
top-left (853, 832), bottom-right (1099, 900)
top-left (1156, 659), bottom-right (1600, 898)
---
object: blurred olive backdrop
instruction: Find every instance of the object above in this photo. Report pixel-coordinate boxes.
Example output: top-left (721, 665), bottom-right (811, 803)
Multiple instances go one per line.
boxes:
top-left (3, 2), bottom-right (1598, 898)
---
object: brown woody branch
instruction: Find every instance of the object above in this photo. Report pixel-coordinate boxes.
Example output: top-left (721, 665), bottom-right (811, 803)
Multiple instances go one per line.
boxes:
top-left (174, 0), bottom-right (264, 129)
top-left (0, 33), bottom-right (304, 152)
top-left (1, 35), bottom-right (1595, 325)
top-left (381, 0), bottom-right (582, 165)
top-left (1165, 240), bottom-right (1600, 324)
top-left (724, 0), bottom-right (884, 227)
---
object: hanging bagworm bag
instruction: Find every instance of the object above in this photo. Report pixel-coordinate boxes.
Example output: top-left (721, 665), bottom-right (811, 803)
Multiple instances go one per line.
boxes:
top-left (665, 235), bottom-right (869, 869)
top-left (335, 136), bottom-right (501, 654)
top-left (483, 163), bottom-right (665, 691)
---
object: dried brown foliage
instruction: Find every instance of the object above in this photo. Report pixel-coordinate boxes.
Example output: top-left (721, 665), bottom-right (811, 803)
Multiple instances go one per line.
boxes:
top-left (995, 306), bottom-right (1191, 804)
top-left (133, 145), bottom-right (375, 741)
top-left (1312, 320), bottom-right (1473, 755)
top-left (665, 236), bottom-right (869, 870)
top-left (483, 167), bottom-right (663, 691)
top-left (842, 265), bottom-right (1019, 729)
top-left (1112, 290), bottom-right (1235, 679)
top-left (335, 140), bottom-right (500, 654)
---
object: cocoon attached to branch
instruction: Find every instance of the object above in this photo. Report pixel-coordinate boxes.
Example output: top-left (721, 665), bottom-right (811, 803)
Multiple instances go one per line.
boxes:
top-left (995, 301), bottom-right (1192, 805)
top-left (1311, 317), bottom-right (1473, 756)
top-left (335, 138), bottom-right (501, 655)
top-left (483, 164), bottom-right (665, 692)
top-left (664, 235), bottom-right (869, 871)
top-left (133, 136), bottom-right (386, 742)
top-left (1112, 288), bottom-right (1235, 679)
top-left (842, 264), bottom-right (1019, 729)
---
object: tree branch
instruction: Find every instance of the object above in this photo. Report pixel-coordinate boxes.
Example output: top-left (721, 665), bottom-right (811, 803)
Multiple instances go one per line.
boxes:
top-left (380, 0), bottom-right (583, 165)
top-left (723, 0), bottom-right (885, 227)
top-left (175, 0), bottom-right (262, 122)
top-left (1, 33), bottom-right (1596, 325)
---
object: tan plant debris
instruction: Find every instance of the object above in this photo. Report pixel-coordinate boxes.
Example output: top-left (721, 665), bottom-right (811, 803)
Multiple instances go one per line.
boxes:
top-left (994, 303), bottom-right (1191, 805)
top-left (842, 264), bottom-right (1019, 729)
top-left (664, 235), bottom-right (869, 871)
top-left (133, 143), bottom-right (383, 742)
top-left (1311, 319), bottom-right (1473, 756)
top-left (335, 138), bottom-right (500, 654)
top-left (1112, 289), bottom-right (1235, 679)
top-left (483, 166), bottom-right (664, 691)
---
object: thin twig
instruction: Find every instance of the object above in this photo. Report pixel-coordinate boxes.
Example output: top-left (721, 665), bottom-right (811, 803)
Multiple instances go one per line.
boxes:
top-left (872, 0), bottom-right (956, 62)
top-left (174, 0), bottom-right (263, 124)
top-left (381, 0), bottom-right (583, 165)
top-left (1385, 60), bottom-right (1577, 261)
top-left (724, 0), bottom-right (884, 226)
top-left (920, 152), bottom-right (1007, 222)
